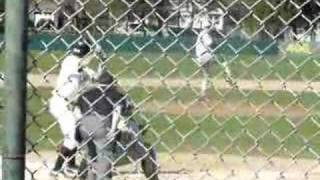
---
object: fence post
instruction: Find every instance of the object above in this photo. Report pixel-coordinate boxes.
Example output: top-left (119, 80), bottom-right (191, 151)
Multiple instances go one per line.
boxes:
top-left (2, 0), bottom-right (28, 179)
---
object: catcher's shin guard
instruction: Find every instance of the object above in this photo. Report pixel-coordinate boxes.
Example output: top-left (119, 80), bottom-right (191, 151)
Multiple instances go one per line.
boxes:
top-left (52, 145), bottom-right (68, 171)
top-left (66, 147), bottom-right (77, 167)
top-left (52, 154), bottom-right (65, 172)
top-left (141, 147), bottom-right (159, 180)
top-left (52, 145), bottom-right (78, 176)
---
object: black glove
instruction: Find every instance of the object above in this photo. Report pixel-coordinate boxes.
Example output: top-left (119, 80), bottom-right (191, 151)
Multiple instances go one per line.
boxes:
top-left (121, 98), bottom-right (134, 116)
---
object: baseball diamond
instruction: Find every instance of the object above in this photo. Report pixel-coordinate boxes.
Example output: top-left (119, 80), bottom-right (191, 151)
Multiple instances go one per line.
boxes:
top-left (2, 0), bottom-right (320, 180)
top-left (1, 152), bottom-right (320, 180)
top-left (24, 74), bottom-right (320, 92)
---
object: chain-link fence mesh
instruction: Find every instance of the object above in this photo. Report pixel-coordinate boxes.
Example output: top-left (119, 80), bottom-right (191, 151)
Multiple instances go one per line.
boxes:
top-left (1, 0), bottom-right (320, 179)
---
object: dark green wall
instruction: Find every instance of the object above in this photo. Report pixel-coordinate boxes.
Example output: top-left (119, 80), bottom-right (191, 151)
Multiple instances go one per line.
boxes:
top-left (4, 30), bottom-right (279, 56)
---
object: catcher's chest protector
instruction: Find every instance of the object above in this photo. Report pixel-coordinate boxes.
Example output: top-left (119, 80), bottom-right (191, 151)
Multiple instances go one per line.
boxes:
top-left (78, 85), bottom-right (125, 116)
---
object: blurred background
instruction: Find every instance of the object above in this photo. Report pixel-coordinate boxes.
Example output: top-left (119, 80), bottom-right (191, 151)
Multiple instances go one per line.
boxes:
top-left (1, 0), bottom-right (320, 179)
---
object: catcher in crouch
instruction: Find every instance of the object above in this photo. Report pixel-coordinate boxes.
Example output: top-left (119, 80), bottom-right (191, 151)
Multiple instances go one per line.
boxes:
top-left (76, 71), bottom-right (159, 180)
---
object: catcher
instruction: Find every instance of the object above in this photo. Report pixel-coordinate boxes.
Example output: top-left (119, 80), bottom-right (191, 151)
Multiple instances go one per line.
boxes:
top-left (76, 71), bottom-right (159, 180)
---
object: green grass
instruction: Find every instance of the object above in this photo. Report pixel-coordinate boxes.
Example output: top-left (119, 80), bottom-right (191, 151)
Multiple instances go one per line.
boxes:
top-left (143, 112), bottom-right (320, 158)
top-left (1, 51), bottom-right (320, 80)
top-left (1, 87), bottom-right (320, 159)
top-left (128, 86), bottom-right (320, 111)
top-left (1, 50), bottom-right (320, 157)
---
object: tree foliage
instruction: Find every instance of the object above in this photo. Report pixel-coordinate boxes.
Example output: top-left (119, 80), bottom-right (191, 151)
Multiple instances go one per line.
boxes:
top-left (0, 0), bottom-right (4, 12)
top-left (5, 0), bottom-right (320, 36)
top-left (214, 0), bottom-right (320, 38)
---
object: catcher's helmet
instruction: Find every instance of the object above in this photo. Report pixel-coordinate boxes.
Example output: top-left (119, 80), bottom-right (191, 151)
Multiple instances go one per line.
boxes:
top-left (0, 73), bottom-right (4, 80)
top-left (97, 71), bottom-right (114, 85)
top-left (72, 41), bottom-right (90, 58)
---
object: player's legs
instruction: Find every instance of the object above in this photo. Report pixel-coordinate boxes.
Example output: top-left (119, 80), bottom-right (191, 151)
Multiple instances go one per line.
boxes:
top-left (48, 96), bottom-right (78, 177)
top-left (58, 111), bottom-right (78, 150)
top-left (197, 53), bottom-right (213, 98)
top-left (221, 59), bottom-right (238, 89)
top-left (124, 121), bottom-right (159, 180)
top-left (78, 139), bottom-right (96, 180)
top-left (129, 142), bottom-right (159, 180)
top-left (127, 141), bottom-right (159, 180)
top-left (200, 60), bottom-right (212, 97)
top-left (78, 114), bottom-right (114, 180)
top-left (51, 145), bottom-right (77, 176)
top-left (141, 146), bottom-right (159, 180)
top-left (59, 112), bottom-right (78, 177)
top-left (49, 96), bottom-right (78, 149)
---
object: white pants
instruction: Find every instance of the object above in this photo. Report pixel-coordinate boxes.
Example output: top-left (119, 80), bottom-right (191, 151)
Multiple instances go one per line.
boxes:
top-left (195, 52), bottom-right (213, 66)
top-left (49, 95), bottom-right (78, 150)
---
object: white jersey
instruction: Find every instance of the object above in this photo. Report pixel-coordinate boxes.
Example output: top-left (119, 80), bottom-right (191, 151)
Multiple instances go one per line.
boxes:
top-left (196, 29), bottom-right (213, 58)
top-left (49, 54), bottom-right (97, 149)
top-left (55, 55), bottom-right (87, 100)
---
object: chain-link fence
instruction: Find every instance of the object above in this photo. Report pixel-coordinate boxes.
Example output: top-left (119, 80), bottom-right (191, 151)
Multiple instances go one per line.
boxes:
top-left (1, 0), bottom-right (320, 179)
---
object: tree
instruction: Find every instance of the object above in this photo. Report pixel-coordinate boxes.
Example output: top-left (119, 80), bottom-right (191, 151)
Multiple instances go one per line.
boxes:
top-left (208, 0), bottom-right (313, 39)
top-left (0, 0), bottom-right (4, 32)
top-left (287, 0), bottom-right (320, 41)
top-left (0, 0), bottom-right (4, 12)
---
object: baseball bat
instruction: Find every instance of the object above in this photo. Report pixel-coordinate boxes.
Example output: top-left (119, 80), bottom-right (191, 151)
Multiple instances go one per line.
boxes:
top-left (84, 30), bottom-right (107, 61)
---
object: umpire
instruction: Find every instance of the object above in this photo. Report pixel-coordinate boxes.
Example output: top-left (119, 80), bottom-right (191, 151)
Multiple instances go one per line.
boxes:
top-left (76, 71), bottom-right (159, 180)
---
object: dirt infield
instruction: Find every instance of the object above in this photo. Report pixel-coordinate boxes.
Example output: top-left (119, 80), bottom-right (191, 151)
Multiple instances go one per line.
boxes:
top-left (1, 151), bottom-right (320, 180)
top-left (22, 74), bottom-right (320, 120)
top-left (142, 101), bottom-right (312, 120)
top-left (25, 74), bottom-right (320, 92)
top-left (1, 75), bottom-right (319, 179)
top-left (21, 74), bottom-right (317, 120)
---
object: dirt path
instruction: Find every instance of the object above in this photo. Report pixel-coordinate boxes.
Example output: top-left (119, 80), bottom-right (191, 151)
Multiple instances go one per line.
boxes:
top-left (1, 75), bottom-right (320, 179)
top-left (26, 74), bottom-right (320, 93)
top-left (15, 74), bottom-right (319, 119)
top-left (1, 74), bottom-right (315, 119)
top-left (1, 151), bottom-right (320, 180)
top-left (141, 101), bottom-right (312, 120)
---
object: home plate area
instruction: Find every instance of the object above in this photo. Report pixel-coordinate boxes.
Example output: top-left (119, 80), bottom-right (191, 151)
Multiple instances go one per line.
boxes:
top-left (1, 151), bottom-right (320, 180)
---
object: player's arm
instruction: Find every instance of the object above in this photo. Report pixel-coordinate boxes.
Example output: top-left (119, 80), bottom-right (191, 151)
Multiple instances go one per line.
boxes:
top-left (55, 60), bottom-right (82, 99)
top-left (110, 105), bottom-right (121, 134)
top-left (109, 92), bottom-right (134, 134)
top-left (112, 87), bottom-right (134, 116)
top-left (81, 64), bottom-right (105, 82)
top-left (56, 73), bottom-right (81, 99)
top-left (202, 32), bottom-right (213, 47)
top-left (79, 46), bottom-right (106, 82)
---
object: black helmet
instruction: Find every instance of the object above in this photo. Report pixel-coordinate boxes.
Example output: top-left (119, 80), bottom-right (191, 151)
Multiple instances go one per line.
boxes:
top-left (72, 41), bottom-right (90, 58)
top-left (0, 73), bottom-right (4, 81)
top-left (97, 71), bottom-right (114, 85)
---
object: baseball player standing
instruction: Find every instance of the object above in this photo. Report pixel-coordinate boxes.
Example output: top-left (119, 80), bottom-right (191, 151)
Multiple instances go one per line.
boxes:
top-left (195, 8), bottom-right (235, 98)
top-left (196, 26), bottom-right (215, 97)
top-left (48, 40), bottom-right (96, 177)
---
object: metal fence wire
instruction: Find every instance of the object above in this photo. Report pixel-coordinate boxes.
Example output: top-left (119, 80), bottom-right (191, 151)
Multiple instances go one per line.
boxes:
top-left (2, 0), bottom-right (320, 179)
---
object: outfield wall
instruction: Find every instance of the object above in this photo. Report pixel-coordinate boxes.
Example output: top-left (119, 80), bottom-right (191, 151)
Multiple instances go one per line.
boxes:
top-left (23, 31), bottom-right (280, 55)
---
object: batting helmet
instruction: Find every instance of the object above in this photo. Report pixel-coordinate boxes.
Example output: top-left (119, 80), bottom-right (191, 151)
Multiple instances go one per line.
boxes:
top-left (72, 41), bottom-right (90, 58)
top-left (97, 71), bottom-right (114, 85)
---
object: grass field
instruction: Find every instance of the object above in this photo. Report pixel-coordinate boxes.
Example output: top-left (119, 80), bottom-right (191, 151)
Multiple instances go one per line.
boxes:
top-left (1, 51), bottom-right (320, 159)
top-left (1, 51), bottom-right (320, 80)
top-left (1, 86), bottom-right (320, 159)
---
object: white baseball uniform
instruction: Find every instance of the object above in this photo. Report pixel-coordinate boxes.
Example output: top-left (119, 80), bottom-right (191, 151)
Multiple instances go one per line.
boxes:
top-left (49, 54), bottom-right (92, 150)
top-left (195, 28), bottom-right (214, 66)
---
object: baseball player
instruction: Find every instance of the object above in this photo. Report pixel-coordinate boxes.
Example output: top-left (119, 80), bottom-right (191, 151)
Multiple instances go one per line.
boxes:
top-left (195, 9), bottom-right (235, 98)
top-left (49, 40), bottom-right (98, 177)
top-left (76, 71), bottom-right (159, 180)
